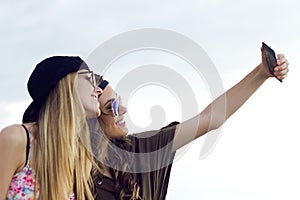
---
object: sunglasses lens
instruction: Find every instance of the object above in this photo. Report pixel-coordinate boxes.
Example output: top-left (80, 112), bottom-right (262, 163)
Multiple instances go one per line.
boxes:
top-left (112, 100), bottom-right (119, 117)
top-left (95, 74), bottom-right (103, 86)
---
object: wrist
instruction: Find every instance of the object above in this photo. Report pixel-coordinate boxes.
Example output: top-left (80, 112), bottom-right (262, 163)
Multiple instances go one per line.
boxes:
top-left (257, 63), bottom-right (271, 80)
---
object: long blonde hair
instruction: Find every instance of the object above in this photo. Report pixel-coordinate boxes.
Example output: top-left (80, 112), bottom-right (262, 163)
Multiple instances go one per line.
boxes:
top-left (32, 72), bottom-right (95, 200)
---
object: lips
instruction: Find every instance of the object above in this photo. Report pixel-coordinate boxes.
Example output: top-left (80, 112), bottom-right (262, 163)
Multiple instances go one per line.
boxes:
top-left (91, 94), bottom-right (98, 101)
top-left (116, 118), bottom-right (126, 127)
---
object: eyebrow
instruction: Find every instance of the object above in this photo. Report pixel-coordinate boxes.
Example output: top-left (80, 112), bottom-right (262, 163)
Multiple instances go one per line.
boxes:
top-left (104, 93), bottom-right (119, 106)
top-left (104, 98), bottom-right (115, 106)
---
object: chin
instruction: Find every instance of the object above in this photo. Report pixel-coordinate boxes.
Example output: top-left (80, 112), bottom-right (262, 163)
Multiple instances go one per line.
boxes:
top-left (119, 126), bottom-right (128, 135)
top-left (96, 110), bottom-right (101, 117)
top-left (85, 106), bottom-right (100, 118)
top-left (106, 128), bottom-right (128, 138)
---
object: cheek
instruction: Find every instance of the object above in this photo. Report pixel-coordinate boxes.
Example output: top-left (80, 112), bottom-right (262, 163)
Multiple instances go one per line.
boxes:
top-left (99, 99), bottom-right (107, 110)
top-left (78, 84), bottom-right (89, 102)
top-left (100, 116), bottom-right (114, 128)
top-left (78, 79), bottom-right (94, 94)
top-left (79, 92), bottom-right (90, 109)
top-left (79, 87), bottom-right (94, 105)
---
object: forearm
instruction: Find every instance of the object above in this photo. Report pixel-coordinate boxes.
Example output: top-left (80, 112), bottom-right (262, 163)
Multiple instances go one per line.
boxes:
top-left (201, 63), bottom-right (269, 132)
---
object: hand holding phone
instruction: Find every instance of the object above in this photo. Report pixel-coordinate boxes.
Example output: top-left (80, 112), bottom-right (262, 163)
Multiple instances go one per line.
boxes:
top-left (262, 42), bottom-right (282, 82)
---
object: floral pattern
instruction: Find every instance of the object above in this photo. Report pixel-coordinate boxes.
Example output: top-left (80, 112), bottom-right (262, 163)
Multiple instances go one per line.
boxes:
top-left (7, 162), bottom-right (75, 200)
top-left (6, 164), bottom-right (36, 199)
top-left (6, 126), bottom-right (75, 200)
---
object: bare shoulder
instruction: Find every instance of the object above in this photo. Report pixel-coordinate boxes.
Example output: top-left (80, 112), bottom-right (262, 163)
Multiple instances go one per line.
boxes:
top-left (0, 124), bottom-right (27, 144)
top-left (0, 124), bottom-right (27, 155)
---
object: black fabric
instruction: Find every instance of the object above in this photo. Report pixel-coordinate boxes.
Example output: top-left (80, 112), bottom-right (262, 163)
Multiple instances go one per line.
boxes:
top-left (131, 123), bottom-right (179, 200)
top-left (23, 56), bottom-right (90, 123)
top-left (99, 80), bottom-right (109, 90)
top-left (21, 124), bottom-right (30, 167)
top-left (93, 122), bottom-right (179, 200)
top-left (94, 173), bottom-right (116, 200)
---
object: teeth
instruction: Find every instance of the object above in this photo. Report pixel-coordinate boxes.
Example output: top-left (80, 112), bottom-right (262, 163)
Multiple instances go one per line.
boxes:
top-left (117, 119), bottom-right (125, 125)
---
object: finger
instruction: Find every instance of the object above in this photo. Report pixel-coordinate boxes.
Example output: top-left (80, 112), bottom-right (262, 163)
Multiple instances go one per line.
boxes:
top-left (275, 64), bottom-right (288, 73)
top-left (277, 74), bottom-right (287, 80)
top-left (261, 47), bottom-right (266, 60)
top-left (277, 54), bottom-right (286, 65)
top-left (274, 59), bottom-right (289, 72)
top-left (277, 54), bottom-right (285, 60)
top-left (274, 67), bottom-right (289, 76)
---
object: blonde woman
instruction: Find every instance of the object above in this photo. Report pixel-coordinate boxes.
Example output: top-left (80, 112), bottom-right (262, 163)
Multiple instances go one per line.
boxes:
top-left (0, 56), bottom-right (102, 199)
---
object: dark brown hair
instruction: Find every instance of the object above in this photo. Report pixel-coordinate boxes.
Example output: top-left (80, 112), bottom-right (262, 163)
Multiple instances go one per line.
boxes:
top-left (88, 118), bottom-right (140, 200)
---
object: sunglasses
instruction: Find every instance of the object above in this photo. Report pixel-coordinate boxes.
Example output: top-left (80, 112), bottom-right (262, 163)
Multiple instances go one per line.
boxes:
top-left (78, 71), bottom-right (103, 86)
top-left (95, 74), bottom-right (103, 86)
top-left (111, 95), bottom-right (122, 117)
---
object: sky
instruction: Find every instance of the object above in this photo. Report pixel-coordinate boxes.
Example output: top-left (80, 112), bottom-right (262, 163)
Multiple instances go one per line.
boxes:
top-left (1, 0), bottom-right (300, 199)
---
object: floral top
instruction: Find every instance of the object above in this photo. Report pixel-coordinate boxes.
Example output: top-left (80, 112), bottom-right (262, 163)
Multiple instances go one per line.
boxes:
top-left (6, 163), bottom-right (36, 199)
top-left (6, 125), bottom-right (75, 200)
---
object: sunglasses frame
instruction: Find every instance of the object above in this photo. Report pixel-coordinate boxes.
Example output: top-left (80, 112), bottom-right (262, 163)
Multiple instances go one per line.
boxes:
top-left (78, 71), bottom-right (97, 86)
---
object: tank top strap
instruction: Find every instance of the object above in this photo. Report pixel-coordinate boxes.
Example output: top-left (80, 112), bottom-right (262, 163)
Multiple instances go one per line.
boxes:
top-left (21, 124), bottom-right (31, 167)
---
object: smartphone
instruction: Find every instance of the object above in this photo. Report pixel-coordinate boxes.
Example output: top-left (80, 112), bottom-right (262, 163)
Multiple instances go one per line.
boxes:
top-left (262, 42), bottom-right (282, 82)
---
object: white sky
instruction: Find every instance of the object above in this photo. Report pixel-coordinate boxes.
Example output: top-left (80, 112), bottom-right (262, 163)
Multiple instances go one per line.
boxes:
top-left (1, 0), bottom-right (300, 199)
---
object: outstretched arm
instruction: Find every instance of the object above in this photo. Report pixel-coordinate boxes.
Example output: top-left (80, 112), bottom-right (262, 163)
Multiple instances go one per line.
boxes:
top-left (172, 49), bottom-right (289, 151)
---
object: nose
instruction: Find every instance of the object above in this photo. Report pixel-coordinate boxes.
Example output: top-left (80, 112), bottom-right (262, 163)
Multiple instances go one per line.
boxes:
top-left (119, 104), bottom-right (127, 115)
top-left (95, 85), bottom-right (103, 97)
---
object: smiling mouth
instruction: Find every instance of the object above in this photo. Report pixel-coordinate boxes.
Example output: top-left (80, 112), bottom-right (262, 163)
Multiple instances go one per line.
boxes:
top-left (91, 95), bottom-right (98, 100)
top-left (116, 118), bottom-right (126, 126)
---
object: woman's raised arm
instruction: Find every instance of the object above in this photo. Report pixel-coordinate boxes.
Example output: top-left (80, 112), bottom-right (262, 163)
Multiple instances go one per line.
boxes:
top-left (172, 51), bottom-right (289, 151)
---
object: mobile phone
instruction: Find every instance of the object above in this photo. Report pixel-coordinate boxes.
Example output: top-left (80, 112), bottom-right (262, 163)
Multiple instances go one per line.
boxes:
top-left (262, 42), bottom-right (282, 82)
